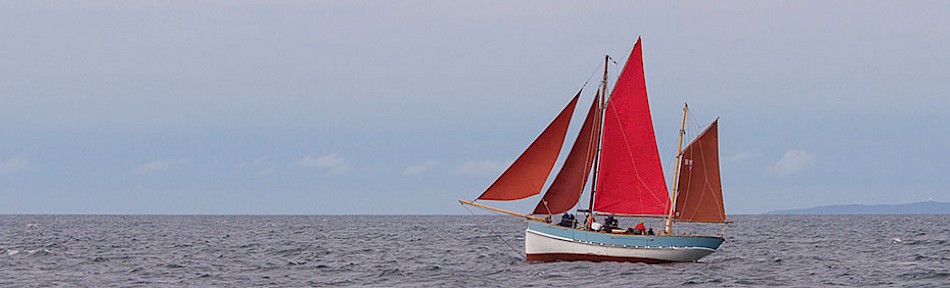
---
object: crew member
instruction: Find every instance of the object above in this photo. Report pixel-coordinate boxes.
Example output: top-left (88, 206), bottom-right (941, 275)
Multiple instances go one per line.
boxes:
top-left (634, 222), bottom-right (647, 235)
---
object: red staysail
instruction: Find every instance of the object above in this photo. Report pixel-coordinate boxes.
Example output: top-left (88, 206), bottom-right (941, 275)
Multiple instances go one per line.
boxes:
top-left (476, 94), bottom-right (579, 201)
top-left (674, 119), bottom-right (726, 223)
top-left (594, 38), bottom-right (670, 215)
top-left (532, 94), bottom-right (602, 214)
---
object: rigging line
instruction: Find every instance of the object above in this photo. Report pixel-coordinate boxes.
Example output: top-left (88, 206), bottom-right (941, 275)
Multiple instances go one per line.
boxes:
top-left (602, 52), bottom-right (624, 104)
top-left (577, 58), bottom-right (606, 93)
top-left (685, 109), bottom-right (704, 141)
top-left (607, 55), bottom-right (619, 65)
top-left (460, 202), bottom-right (527, 261)
top-left (609, 56), bottom-right (620, 84)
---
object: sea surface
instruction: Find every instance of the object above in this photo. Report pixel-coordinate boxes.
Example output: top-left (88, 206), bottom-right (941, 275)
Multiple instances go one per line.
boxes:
top-left (1, 215), bottom-right (947, 287)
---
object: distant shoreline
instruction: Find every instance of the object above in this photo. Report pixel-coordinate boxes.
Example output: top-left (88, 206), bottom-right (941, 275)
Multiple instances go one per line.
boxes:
top-left (766, 201), bottom-right (950, 215)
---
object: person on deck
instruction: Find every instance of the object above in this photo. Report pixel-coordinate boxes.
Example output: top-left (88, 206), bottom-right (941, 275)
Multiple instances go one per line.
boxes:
top-left (558, 213), bottom-right (575, 227)
top-left (588, 217), bottom-right (603, 231)
top-left (634, 222), bottom-right (647, 235)
top-left (604, 216), bottom-right (619, 229)
top-left (603, 216), bottom-right (619, 232)
top-left (647, 228), bottom-right (655, 235)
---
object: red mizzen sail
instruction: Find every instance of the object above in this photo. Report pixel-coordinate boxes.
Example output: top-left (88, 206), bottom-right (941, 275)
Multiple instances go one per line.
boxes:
top-left (532, 94), bottom-right (601, 214)
top-left (476, 93), bottom-right (580, 201)
top-left (674, 119), bottom-right (726, 223)
top-left (594, 38), bottom-right (670, 215)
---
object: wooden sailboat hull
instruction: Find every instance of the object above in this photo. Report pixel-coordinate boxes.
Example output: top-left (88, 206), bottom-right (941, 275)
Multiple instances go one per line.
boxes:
top-left (525, 221), bottom-right (723, 263)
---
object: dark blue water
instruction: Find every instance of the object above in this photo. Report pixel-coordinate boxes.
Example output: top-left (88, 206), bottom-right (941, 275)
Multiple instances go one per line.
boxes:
top-left (1, 215), bottom-right (947, 287)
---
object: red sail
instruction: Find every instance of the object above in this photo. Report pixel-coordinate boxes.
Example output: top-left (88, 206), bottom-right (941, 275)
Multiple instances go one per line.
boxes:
top-left (532, 94), bottom-right (601, 214)
top-left (477, 94), bottom-right (579, 201)
top-left (674, 119), bottom-right (726, 223)
top-left (594, 38), bottom-right (670, 215)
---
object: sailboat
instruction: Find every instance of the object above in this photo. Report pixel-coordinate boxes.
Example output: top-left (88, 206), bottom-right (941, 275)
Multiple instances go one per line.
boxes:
top-left (459, 38), bottom-right (728, 263)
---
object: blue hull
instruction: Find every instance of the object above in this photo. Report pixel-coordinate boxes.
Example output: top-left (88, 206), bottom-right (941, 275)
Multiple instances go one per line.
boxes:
top-left (525, 221), bottom-right (724, 263)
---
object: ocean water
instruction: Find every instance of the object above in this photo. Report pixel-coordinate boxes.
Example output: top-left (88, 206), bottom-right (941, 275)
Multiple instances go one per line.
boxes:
top-left (1, 215), bottom-right (947, 287)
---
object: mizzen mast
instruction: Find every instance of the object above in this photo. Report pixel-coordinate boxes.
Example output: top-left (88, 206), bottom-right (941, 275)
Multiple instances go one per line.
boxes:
top-left (664, 103), bottom-right (688, 235)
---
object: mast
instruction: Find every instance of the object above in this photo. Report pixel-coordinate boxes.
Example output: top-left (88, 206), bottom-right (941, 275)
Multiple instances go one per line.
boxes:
top-left (664, 103), bottom-right (688, 235)
top-left (585, 55), bottom-right (609, 228)
top-left (602, 54), bottom-right (609, 110)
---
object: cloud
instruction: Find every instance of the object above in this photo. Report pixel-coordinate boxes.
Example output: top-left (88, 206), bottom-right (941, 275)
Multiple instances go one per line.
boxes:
top-left (403, 160), bottom-right (439, 176)
top-left (725, 151), bottom-right (761, 162)
top-left (258, 166), bottom-right (276, 176)
top-left (769, 149), bottom-right (815, 177)
top-left (455, 160), bottom-right (509, 176)
top-left (295, 154), bottom-right (350, 175)
top-left (132, 159), bottom-right (189, 174)
top-left (0, 157), bottom-right (29, 174)
top-left (235, 157), bottom-right (277, 176)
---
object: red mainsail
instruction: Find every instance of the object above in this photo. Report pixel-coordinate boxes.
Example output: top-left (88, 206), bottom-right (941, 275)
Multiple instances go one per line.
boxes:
top-left (674, 119), bottom-right (726, 223)
top-left (477, 94), bottom-right (579, 201)
top-left (594, 38), bottom-right (670, 215)
top-left (532, 94), bottom-right (601, 214)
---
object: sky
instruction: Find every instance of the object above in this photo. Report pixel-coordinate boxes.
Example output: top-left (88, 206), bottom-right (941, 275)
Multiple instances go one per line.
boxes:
top-left (2, 1), bottom-right (949, 215)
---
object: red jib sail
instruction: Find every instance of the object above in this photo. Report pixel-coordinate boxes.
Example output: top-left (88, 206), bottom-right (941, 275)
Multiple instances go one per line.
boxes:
top-left (594, 38), bottom-right (670, 215)
top-left (674, 119), bottom-right (726, 223)
top-left (476, 94), bottom-right (580, 201)
top-left (532, 94), bottom-right (601, 214)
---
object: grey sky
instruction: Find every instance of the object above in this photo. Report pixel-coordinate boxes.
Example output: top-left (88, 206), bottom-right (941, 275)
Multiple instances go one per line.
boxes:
top-left (2, 1), bottom-right (948, 214)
